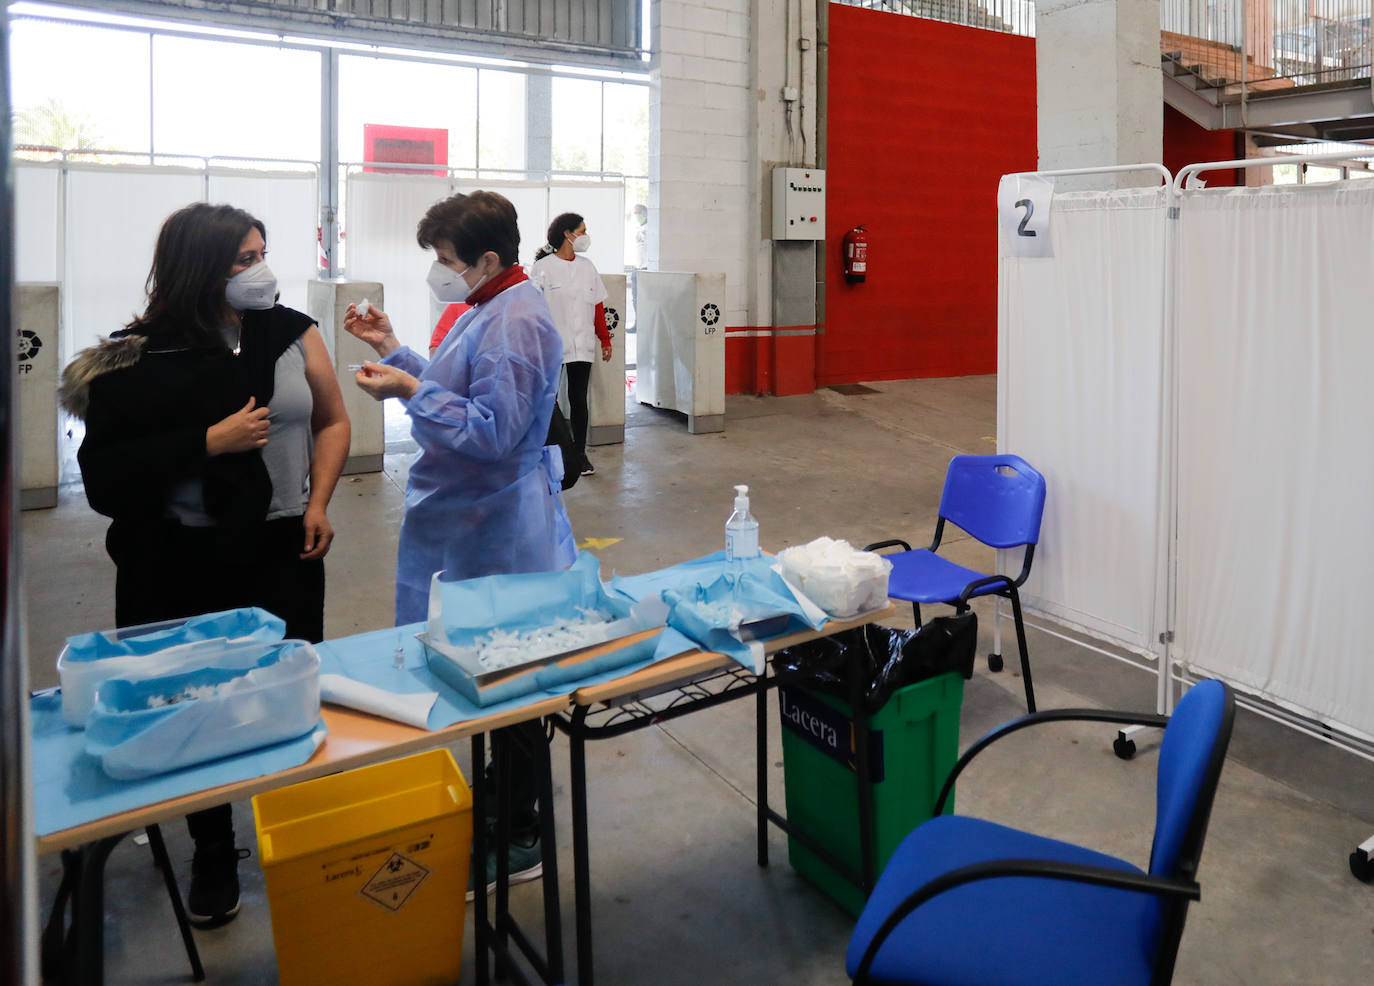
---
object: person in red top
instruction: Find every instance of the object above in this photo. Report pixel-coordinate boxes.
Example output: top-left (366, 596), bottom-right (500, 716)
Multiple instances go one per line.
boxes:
top-left (427, 302), bottom-right (472, 357)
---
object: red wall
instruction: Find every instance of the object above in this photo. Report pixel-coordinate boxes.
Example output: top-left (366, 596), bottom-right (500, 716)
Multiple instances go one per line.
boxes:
top-left (820, 8), bottom-right (1037, 385)
top-left (1163, 104), bottom-right (1238, 187)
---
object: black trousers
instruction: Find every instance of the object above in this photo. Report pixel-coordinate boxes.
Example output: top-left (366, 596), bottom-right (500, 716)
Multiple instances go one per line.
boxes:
top-left (486, 722), bottom-right (544, 833)
top-left (564, 361), bottom-right (592, 464)
top-left (110, 514), bottom-right (326, 846)
top-left (110, 515), bottom-right (325, 643)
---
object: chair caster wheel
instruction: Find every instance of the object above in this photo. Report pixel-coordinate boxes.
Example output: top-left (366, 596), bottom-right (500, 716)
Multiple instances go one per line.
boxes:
top-left (1113, 737), bottom-right (1137, 760)
top-left (987, 653), bottom-right (1004, 672)
top-left (1350, 848), bottom-right (1374, 883)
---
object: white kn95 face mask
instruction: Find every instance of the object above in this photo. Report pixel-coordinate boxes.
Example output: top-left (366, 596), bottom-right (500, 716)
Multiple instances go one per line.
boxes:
top-left (225, 262), bottom-right (278, 311)
top-left (426, 260), bottom-right (470, 303)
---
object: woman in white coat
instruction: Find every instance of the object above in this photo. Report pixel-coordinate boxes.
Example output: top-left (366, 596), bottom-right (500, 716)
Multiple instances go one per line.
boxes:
top-left (531, 212), bottom-right (611, 476)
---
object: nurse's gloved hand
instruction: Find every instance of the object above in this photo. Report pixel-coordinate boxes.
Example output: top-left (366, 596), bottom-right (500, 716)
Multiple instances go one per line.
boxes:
top-left (344, 303), bottom-right (400, 358)
top-left (354, 362), bottom-right (419, 402)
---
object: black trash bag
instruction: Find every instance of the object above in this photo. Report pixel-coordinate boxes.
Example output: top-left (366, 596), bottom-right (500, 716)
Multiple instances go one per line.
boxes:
top-left (772, 612), bottom-right (977, 715)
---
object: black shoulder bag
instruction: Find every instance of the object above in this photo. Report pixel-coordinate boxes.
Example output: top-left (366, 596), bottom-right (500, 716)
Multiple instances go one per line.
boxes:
top-left (546, 404), bottom-right (580, 491)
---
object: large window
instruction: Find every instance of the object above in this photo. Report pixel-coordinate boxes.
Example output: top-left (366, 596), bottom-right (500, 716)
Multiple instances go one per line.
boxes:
top-left (13, 8), bottom-right (649, 183)
top-left (338, 56), bottom-right (479, 172)
top-left (12, 19), bottom-right (152, 154)
top-left (12, 4), bottom-right (651, 280)
top-left (153, 36), bottom-right (320, 161)
top-left (478, 70), bottom-right (529, 174)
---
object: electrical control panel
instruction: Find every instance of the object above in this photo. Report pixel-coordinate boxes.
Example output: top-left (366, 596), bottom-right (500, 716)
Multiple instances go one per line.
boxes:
top-left (772, 167), bottom-right (826, 241)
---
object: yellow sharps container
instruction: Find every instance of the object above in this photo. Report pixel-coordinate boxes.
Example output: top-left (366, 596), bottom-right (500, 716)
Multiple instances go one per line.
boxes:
top-left (252, 748), bottom-right (473, 986)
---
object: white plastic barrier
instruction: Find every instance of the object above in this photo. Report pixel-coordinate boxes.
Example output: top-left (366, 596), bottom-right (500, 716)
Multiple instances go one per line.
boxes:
top-left (18, 283), bottom-right (59, 509)
top-left (633, 271), bottom-right (727, 434)
top-left (588, 273), bottom-right (627, 446)
top-left (308, 279), bottom-right (385, 475)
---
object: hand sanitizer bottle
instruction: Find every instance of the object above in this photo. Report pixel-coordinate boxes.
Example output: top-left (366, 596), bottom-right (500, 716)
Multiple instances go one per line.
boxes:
top-left (726, 485), bottom-right (760, 563)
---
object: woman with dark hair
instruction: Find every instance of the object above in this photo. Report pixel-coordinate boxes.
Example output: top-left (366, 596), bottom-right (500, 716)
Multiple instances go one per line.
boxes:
top-left (59, 201), bottom-right (351, 927)
top-left (531, 211), bottom-right (611, 475)
top-left (344, 189), bottom-right (570, 895)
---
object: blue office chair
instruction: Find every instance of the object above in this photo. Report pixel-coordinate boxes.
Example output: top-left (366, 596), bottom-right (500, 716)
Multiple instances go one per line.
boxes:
top-left (867, 453), bottom-right (1046, 712)
top-left (846, 678), bottom-right (1235, 986)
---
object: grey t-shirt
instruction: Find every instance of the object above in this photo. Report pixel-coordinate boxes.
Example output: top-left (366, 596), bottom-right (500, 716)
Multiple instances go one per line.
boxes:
top-left (262, 337), bottom-right (314, 519)
top-left (167, 336), bottom-right (313, 525)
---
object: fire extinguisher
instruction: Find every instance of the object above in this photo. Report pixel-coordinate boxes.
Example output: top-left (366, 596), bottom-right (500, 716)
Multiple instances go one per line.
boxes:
top-left (842, 225), bottom-right (868, 284)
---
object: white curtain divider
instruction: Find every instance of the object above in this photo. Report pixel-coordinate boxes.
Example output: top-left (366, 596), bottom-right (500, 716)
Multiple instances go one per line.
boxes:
top-left (1173, 181), bottom-right (1374, 738)
top-left (998, 186), bottom-right (1169, 655)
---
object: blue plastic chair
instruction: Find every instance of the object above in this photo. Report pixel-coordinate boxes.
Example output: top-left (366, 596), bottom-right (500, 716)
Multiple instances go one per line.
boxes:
top-left (846, 679), bottom-right (1235, 986)
top-left (866, 453), bottom-right (1046, 712)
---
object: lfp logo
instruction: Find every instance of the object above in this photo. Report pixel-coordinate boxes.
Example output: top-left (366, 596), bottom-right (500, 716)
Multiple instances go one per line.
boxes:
top-left (17, 329), bottom-right (42, 374)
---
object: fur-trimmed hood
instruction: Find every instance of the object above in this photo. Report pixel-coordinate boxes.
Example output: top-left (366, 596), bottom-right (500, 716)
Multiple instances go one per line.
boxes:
top-left (58, 334), bottom-right (145, 420)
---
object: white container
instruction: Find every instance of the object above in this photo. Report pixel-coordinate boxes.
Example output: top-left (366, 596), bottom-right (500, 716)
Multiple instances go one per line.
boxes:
top-left (83, 639), bottom-right (321, 780)
top-left (56, 608), bottom-right (286, 726)
top-left (778, 537), bottom-right (893, 619)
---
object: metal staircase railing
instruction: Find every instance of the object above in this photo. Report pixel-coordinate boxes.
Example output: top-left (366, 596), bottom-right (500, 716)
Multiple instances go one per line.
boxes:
top-left (833, 0), bottom-right (1035, 38)
top-left (1162, 0), bottom-right (1372, 98)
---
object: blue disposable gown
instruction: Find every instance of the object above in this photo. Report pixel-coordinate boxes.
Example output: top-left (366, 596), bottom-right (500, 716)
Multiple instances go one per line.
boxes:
top-left (383, 279), bottom-right (572, 624)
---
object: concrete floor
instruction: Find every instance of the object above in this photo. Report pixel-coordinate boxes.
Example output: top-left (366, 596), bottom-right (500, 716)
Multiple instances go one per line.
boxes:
top-left (23, 375), bottom-right (1374, 985)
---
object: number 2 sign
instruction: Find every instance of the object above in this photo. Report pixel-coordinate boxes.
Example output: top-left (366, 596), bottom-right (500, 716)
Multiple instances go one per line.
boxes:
top-left (997, 174), bottom-right (1054, 259)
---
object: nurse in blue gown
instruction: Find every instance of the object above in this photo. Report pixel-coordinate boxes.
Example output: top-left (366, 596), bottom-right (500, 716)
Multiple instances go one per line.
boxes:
top-left (344, 189), bottom-right (573, 625)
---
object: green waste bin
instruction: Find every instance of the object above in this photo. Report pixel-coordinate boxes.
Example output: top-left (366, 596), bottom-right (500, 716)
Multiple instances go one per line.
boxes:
top-left (778, 670), bottom-right (964, 915)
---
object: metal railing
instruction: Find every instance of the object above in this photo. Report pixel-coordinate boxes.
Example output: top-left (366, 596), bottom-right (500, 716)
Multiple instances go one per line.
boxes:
top-left (832, 0), bottom-right (1035, 38)
top-left (1162, 0), bottom-right (1372, 92)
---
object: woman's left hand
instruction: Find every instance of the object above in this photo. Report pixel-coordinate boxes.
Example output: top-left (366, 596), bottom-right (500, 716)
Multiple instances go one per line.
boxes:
top-left (354, 362), bottom-right (419, 401)
top-left (301, 504), bottom-right (335, 560)
top-left (601, 343), bottom-right (613, 362)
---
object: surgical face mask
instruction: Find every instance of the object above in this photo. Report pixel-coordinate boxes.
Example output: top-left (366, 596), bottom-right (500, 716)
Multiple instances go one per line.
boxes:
top-left (571, 234), bottom-right (591, 254)
top-left (225, 262), bottom-right (277, 311)
top-left (426, 260), bottom-right (470, 303)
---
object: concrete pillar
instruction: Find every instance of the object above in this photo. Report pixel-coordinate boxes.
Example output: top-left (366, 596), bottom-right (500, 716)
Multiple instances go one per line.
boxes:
top-left (307, 279), bottom-right (385, 475)
top-left (526, 73), bottom-right (553, 176)
top-left (651, 0), bottom-right (820, 393)
top-left (1037, 0), bottom-right (1163, 186)
top-left (588, 273), bottom-right (627, 446)
top-left (18, 284), bottom-right (59, 509)
top-left (650, 0), bottom-right (750, 318)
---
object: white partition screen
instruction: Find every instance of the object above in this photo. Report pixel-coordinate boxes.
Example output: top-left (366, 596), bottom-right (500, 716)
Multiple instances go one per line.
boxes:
top-left (998, 187), bottom-right (1169, 654)
top-left (15, 164), bottom-right (59, 283)
top-left (546, 181), bottom-right (626, 274)
top-left (1174, 182), bottom-right (1374, 737)
top-left (64, 166), bottom-right (206, 359)
top-left (451, 180), bottom-right (549, 271)
top-left (343, 173), bottom-right (453, 355)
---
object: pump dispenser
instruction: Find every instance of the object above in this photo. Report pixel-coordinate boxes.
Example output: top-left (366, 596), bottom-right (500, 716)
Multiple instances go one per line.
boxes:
top-left (725, 485), bottom-right (760, 562)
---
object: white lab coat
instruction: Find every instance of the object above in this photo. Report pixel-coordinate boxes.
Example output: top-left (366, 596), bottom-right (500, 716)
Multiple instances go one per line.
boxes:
top-left (531, 253), bottom-right (608, 363)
